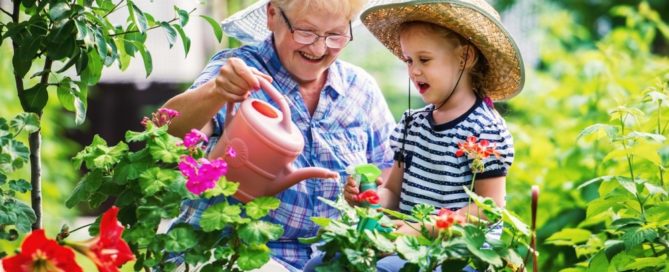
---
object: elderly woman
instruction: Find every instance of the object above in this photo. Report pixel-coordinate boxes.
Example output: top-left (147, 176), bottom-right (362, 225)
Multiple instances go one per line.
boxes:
top-left (162, 0), bottom-right (395, 270)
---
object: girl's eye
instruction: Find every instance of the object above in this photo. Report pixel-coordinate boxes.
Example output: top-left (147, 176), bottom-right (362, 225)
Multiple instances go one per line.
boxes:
top-left (404, 58), bottom-right (413, 64)
top-left (419, 58), bottom-right (430, 63)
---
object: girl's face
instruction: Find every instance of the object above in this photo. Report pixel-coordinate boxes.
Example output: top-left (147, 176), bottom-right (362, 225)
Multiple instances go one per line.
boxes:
top-left (400, 24), bottom-right (466, 106)
top-left (267, 4), bottom-right (350, 86)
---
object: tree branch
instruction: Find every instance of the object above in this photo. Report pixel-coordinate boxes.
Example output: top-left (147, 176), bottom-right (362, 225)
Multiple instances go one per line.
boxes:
top-left (109, 8), bottom-right (195, 37)
top-left (103, 0), bottom-right (126, 18)
top-left (0, 7), bottom-right (11, 17)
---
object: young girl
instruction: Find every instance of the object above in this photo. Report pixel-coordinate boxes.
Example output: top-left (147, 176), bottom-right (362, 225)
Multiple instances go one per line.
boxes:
top-left (303, 0), bottom-right (523, 270)
top-left (350, 0), bottom-right (524, 232)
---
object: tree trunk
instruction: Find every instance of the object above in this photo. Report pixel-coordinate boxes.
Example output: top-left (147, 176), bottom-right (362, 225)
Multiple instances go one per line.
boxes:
top-left (29, 129), bottom-right (42, 230)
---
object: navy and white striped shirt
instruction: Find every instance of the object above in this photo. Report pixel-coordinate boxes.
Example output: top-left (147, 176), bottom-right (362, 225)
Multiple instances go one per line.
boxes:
top-left (390, 97), bottom-right (514, 215)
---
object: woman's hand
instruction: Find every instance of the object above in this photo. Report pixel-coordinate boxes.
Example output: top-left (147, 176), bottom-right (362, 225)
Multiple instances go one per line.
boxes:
top-left (343, 176), bottom-right (360, 206)
top-left (214, 57), bottom-right (273, 103)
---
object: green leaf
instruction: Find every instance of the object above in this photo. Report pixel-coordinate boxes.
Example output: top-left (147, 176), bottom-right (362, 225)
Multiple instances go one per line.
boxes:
top-left (202, 178), bottom-right (238, 198)
top-left (200, 202), bottom-right (244, 232)
top-left (65, 170), bottom-right (104, 208)
top-left (577, 123), bottom-right (618, 142)
top-left (199, 15), bottom-right (223, 42)
top-left (81, 50), bottom-right (103, 85)
top-left (239, 221), bottom-right (284, 244)
top-left (164, 225), bottom-right (198, 252)
top-left (174, 7), bottom-right (189, 26)
top-left (0, 138), bottom-right (30, 171)
top-left (160, 22), bottom-right (177, 48)
top-left (128, 1), bottom-right (148, 33)
top-left (545, 228), bottom-right (591, 246)
top-left (19, 84), bottom-right (48, 113)
top-left (10, 112), bottom-right (40, 134)
top-left (48, 2), bottom-right (71, 21)
top-left (148, 133), bottom-right (180, 163)
top-left (245, 197), bottom-right (280, 220)
top-left (365, 229), bottom-right (394, 252)
top-left (9, 179), bottom-right (31, 193)
top-left (139, 167), bottom-right (178, 197)
top-left (11, 199), bottom-right (37, 233)
top-left (623, 257), bottom-right (667, 270)
top-left (310, 217), bottom-right (332, 228)
top-left (395, 236), bottom-right (428, 263)
top-left (622, 228), bottom-right (657, 249)
top-left (135, 42), bottom-right (152, 77)
top-left (173, 24), bottom-right (191, 56)
top-left (236, 244), bottom-right (271, 270)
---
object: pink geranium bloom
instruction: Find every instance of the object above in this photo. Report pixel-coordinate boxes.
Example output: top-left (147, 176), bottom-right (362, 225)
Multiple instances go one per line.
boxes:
top-left (182, 129), bottom-right (208, 149)
top-left (178, 156), bottom-right (228, 195)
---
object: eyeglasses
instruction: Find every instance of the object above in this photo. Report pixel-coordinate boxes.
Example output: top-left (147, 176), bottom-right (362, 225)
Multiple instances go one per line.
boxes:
top-left (279, 8), bottom-right (352, 49)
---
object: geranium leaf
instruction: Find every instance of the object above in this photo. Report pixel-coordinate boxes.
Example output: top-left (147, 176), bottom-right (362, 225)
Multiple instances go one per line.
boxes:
top-left (148, 133), bottom-right (181, 163)
top-left (8, 179), bottom-right (31, 193)
top-left (165, 225), bottom-right (198, 252)
top-left (236, 244), bottom-right (270, 270)
top-left (396, 236), bottom-right (427, 263)
top-left (238, 221), bottom-right (283, 244)
top-left (0, 138), bottom-right (29, 171)
top-left (245, 197), bottom-right (280, 220)
top-left (200, 202), bottom-right (243, 232)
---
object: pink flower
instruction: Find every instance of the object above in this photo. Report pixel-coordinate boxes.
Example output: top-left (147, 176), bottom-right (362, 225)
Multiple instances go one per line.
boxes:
top-left (182, 129), bottom-right (208, 149)
top-left (226, 147), bottom-right (237, 158)
top-left (142, 108), bottom-right (180, 127)
top-left (178, 156), bottom-right (228, 195)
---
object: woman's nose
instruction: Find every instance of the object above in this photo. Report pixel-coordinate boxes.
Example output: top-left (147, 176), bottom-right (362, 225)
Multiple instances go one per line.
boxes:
top-left (307, 38), bottom-right (328, 56)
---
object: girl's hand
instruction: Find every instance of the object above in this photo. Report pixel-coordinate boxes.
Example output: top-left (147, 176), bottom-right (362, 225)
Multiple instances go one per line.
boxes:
top-left (392, 220), bottom-right (421, 236)
top-left (343, 176), bottom-right (360, 206)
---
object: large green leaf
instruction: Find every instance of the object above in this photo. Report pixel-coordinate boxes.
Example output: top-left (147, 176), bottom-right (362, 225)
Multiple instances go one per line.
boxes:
top-left (173, 24), bottom-right (190, 56)
top-left (545, 228), bottom-right (592, 246)
top-left (128, 1), bottom-right (148, 33)
top-left (200, 202), bottom-right (245, 232)
top-left (238, 220), bottom-right (283, 244)
top-left (236, 245), bottom-right (271, 271)
top-left (18, 84), bottom-right (48, 113)
top-left (395, 236), bottom-right (428, 263)
top-left (65, 170), bottom-right (104, 208)
top-left (164, 225), bottom-right (198, 252)
top-left (160, 22), bottom-right (177, 48)
top-left (0, 138), bottom-right (30, 171)
top-left (245, 197), bottom-right (280, 220)
top-left (199, 15), bottom-right (223, 42)
top-left (48, 2), bottom-right (71, 21)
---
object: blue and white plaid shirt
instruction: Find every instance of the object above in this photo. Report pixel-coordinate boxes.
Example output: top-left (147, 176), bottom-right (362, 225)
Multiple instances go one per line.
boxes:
top-left (172, 37), bottom-right (395, 270)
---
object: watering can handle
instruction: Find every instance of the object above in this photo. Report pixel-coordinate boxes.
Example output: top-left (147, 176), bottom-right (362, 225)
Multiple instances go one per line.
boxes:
top-left (224, 77), bottom-right (292, 131)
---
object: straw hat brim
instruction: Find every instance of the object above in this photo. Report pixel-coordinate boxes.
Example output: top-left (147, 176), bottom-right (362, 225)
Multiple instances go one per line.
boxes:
top-left (361, 0), bottom-right (525, 101)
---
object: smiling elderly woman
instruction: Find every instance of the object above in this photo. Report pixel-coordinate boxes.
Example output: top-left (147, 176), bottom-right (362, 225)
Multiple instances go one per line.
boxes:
top-left (160, 0), bottom-right (396, 270)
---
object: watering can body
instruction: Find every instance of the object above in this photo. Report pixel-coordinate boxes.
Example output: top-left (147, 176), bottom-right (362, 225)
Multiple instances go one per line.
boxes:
top-left (209, 78), bottom-right (338, 203)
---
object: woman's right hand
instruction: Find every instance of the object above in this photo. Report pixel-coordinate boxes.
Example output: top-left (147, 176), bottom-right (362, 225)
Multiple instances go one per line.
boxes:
top-left (214, 57), bottom-right (273, 103)
top-left (343, 176), bottom-right (360, 206)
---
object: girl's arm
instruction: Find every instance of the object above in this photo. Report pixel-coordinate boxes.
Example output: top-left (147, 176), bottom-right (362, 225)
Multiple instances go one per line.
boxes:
top-left (377, 161), bottom-right (404, 210)
top-left (455, 176), bottom-right (506, 219)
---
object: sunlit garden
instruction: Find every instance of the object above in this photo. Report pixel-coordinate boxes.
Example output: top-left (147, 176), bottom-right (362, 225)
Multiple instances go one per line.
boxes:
top-left (1, 0), bottom-right (669, 271)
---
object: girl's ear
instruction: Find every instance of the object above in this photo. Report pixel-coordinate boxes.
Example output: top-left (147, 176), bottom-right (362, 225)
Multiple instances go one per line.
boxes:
top-left (464, 45), bottom-right (479, 69)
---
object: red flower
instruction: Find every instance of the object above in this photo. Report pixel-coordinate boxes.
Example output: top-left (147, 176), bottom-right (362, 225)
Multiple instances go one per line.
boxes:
top-left (71, 206), bottom-right (135, 272)
top-left (2, 229), bottom-right (82, 272)
top-left (455, 136), bottom-right (501, 173)
top-left (355, 190), bottom-right (380, 205)
top-left (435, 208), bottom-right (464, 230)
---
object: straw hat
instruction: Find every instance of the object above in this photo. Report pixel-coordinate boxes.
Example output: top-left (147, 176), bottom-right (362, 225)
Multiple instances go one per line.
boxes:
top-left (361, 0), bottom-right (524, 100)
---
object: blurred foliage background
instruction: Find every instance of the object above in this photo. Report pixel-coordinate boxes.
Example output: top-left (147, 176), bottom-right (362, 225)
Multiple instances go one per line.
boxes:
top-left (1, 0), bottom-right (668, 270)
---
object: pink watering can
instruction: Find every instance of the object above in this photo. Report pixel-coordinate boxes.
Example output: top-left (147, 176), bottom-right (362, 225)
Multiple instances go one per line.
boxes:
top-left (209, 77), bottom-right (339, 203)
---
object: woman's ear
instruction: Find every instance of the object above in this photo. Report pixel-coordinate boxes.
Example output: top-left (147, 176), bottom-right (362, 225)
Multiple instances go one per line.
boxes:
top-left (266, 3), bottom-right (276, 31)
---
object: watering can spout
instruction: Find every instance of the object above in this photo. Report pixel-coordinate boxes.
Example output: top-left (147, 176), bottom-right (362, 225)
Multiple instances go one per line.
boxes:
top-left (276, 165), bottom-right (339, 191)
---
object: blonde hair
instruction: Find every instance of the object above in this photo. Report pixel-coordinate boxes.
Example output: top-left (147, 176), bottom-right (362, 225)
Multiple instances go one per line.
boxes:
top-left (400, 21), bottom-right (489, 97)
top-left (271, 0), bottom-right (368, 21)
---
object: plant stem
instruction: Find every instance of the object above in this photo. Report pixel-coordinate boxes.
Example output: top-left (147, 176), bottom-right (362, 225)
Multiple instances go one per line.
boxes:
top-left (466, 173), bottom-right (477, 222)
top-left (109, 8), bottom-right (195, 37)
top-left (657, 100), bottom-right (665, 189)
top-left (103, 0), bottom-right (126, 18)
